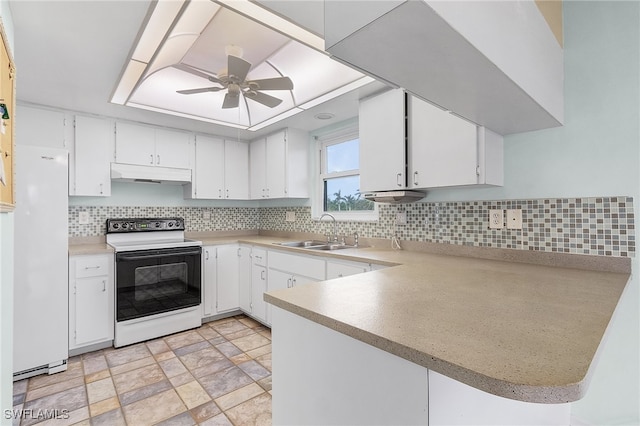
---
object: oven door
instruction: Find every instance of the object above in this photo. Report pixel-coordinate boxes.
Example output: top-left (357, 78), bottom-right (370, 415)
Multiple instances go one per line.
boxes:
top-left (115, 246), bottom-right (202, 322)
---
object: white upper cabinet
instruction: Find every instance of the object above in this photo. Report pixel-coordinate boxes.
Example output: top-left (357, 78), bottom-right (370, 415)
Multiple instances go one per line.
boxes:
top-left (72, 115), bottom-right (114, 197)
top-left (325, 0), bottom-right (563, 135)
top-left (250, 128), bottom-right (309, 199)
top-left (115, 122), bottom-right (192, 169)
top-left (185, 136), bottom-right (249, 200)
top-left (359, 89), bottom-right (406, 192)
top-left (408, 96), bottom-right (478, 189)
top-left (154, 128), bottom-right (192, 169)
top-left (186, 135), bottom-right (225, 199)
top-left (224, 140), bottom-right (249, 199)
top-left (360, 89), bottom-right (503, 192)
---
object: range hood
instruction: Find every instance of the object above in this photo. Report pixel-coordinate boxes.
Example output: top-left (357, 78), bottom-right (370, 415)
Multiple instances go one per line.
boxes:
top-left (363, 190), bottom-right (425, 203)
top-left (110, 163), bottom-right (191, 185)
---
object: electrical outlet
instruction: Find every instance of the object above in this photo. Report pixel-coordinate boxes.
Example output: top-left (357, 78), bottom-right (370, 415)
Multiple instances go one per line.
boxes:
top-left (396, 211), bottom-right (407, 225)
top-left (202, 211), bottom-right (211, 220)
top-left (285, 211), bottom-right (296, 222)
top-left (78, 211), bottom-right (90, 225)
top-left (489, 209), bottom-right (504, 229)
top-left (506, 209), bottom-right (523, 229)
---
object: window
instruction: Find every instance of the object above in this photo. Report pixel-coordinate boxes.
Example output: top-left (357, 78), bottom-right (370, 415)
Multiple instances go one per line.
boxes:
top-left (315, 123), bottom-right (376, 220)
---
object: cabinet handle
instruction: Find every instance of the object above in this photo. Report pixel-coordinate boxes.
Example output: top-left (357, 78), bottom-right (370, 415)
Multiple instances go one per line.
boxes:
top-left (261, 270), bottom-right (265, 280)
top-left (413, 171), bottom-right (419, 186)
top-left (150, 154), bottom-right (154, 165)
top-left (292, 278), bottom-right (297, 287)
top-left (205, 250), bottom-right (210, 260)
top-left (266, 188), bottom-right (270, 198)
top-left (287, 277), bottom-right (292, 288)
top-left (226, 189), bottom-right (229, 198)
top-left (218, 189), bottom-right (222, 198)
top-left (99, 183), bottom-right (103, 195)
top-left (255, 255), bottom-right (262, 261)
top-left (262, 188), bottom-right (266, 198)
top-left (157, 154), bottom-right (160, 165)
top-left (102, 280), bottom-right (106, 292)
top-left (84, 265), bottom-right (101, 270)
top-left (397, 173), bottom-right (402, 187)
top-left (338, 273), bottom-right (343, 278)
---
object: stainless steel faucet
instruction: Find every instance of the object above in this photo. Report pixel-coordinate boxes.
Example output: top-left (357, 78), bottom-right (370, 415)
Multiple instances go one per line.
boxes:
top-left (319, 213), bottom-right (338, 242)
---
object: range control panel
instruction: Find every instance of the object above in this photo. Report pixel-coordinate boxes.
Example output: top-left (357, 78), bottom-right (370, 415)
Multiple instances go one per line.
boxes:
top-left (106, 218), bottom-right (185, 233)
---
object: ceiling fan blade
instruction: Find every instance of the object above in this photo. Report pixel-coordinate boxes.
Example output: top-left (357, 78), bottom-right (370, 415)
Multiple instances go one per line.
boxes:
top-left (176, 87), bottom-right (223, 95)
top-left (246, 76), bottom-right (293, 91)
top-left (222, 93), bottom-right (240, 109)
top-left (227, 55), bottom-right (251, 82)
top-left (244, 91), bottom-right (283, 108)
top-left (173, 63), bottom-right (223, 85)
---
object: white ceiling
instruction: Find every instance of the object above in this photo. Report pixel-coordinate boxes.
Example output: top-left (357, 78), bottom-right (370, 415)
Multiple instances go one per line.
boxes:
top-left (8, 0), bottom-right (387, 140)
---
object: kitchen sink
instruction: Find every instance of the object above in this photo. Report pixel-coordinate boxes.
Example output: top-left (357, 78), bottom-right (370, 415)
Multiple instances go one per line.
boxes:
top-left (273, 240), bottom-right (356, 251)
top-left (306, 244), bottom-right (356, 251)
top-left (273, 240), bottom-right (328, 248)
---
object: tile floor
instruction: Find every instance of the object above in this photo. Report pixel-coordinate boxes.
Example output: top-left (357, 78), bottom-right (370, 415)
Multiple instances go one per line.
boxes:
top-left (12, 315), bottom-right (272, 426)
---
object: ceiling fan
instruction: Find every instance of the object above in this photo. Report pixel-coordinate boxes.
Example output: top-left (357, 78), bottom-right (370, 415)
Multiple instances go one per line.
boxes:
top-left (175, 47), bottom-right (294, 109)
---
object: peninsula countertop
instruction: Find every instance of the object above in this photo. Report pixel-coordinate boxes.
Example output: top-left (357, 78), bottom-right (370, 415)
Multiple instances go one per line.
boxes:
top-left (255, 237), bottom-right (630, 404)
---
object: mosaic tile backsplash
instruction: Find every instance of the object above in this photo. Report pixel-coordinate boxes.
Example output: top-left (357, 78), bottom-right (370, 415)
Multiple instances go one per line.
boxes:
top-left (69, 196), bottom-right (635, 257)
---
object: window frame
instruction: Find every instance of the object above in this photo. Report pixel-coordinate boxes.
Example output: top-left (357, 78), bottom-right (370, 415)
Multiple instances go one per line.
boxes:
top-left (312, 123), bottom-right (378, 222)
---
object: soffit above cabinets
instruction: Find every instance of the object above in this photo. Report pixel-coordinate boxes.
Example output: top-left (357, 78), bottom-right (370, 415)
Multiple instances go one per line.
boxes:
top-left (112, 0), bottom-right (374, 132)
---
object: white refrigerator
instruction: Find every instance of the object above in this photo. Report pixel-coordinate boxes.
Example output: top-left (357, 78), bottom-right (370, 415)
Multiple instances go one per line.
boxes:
top-left (13, 145), bottom-right (68, 378)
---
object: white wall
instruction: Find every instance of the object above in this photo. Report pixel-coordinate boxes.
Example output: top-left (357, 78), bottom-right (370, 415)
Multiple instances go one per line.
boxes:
top-left (422, 2), bottom-right (639, 423)
top-left (0, 0), bottom-right (14, 420)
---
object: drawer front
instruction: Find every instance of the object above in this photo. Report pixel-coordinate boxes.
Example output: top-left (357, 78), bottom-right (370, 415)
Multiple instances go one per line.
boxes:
top-left (252, 248), bottom-right (267, 267)
top-left (269, 250), bottom-right (325, 280)
top-left (75, 255), bottom-right (110, 278)
top-left (326, 260), bottom-right (370, 280)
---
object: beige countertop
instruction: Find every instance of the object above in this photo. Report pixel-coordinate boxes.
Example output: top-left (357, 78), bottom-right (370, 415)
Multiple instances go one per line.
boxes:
top-left (69, 232), bottom-right (630, 404)
top-left (256, 235), bottom-right (630, 404)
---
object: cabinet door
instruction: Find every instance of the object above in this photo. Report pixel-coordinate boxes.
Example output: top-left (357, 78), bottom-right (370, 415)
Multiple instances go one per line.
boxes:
top-left (155, 128), bottom-right (192, 169)
top-left (115, 122), bottom-right (156, 166)
top-left (74, 116), bottom-right (113, 196)
top-left (224, 140), bottom-right (249, 199)
top-left (251, 263), bottom-right (268, 323)
top-left (238, 246), bottom-right (252, 313)
top-left (266, 269), bottom-right (292, 325)
top-left (216, 245), bottom-right (239, 313)
top-left (359, 89), bottom-right (406, 192)
top-left (249, 138), bottom-right (266, 199)
top-left (408, 96), bottom-right (478, 188)
top-left (265, 130), bottom-right (287, 198)
top-left (75, 276), bottom-right (111, 346)
top-left (194, 135), bottom-right (225, 199)
top-left (202, 247), bottom-right (216, 317)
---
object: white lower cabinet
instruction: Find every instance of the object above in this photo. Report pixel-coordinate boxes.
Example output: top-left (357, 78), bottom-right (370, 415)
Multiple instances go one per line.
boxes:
top-left (238, 245), bottom-right (252, 313)
top-left (202, 244), bottom-right (240, 318)
top-left (69, 254), bottom-right (114, 351)
top-left (266, 250), bottom-right (325, 325)
top-left (250, 249), bottom-right (268, 324)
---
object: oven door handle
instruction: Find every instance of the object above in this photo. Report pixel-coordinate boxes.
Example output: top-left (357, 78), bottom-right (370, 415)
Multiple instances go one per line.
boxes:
top-left (116, 249), bottom-right (202, 261)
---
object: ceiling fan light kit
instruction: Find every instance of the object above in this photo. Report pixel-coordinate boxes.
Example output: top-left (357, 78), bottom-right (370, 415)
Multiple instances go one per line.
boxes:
top-left (176, 51), bottom-right (294, 109)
